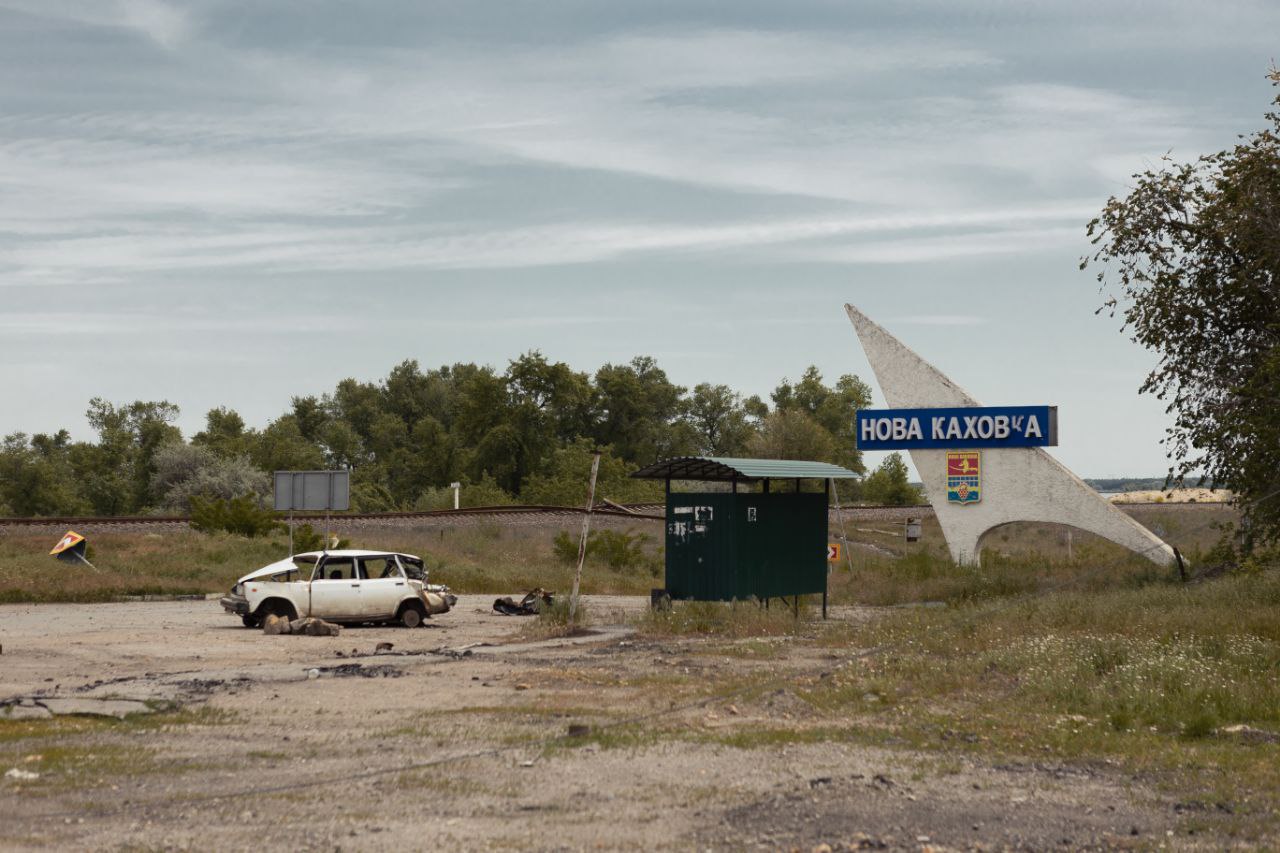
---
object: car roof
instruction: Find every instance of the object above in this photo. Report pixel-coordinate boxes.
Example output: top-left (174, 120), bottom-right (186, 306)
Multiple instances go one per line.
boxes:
top-left (236, 550), bottom-right (423, 584)
top-left (293, 549), bottom-right (421, 560)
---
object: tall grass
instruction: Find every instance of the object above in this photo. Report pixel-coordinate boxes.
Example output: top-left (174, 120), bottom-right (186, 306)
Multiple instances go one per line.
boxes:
top-left (828, 545), bottom-right (1183, 607)
top-left (0, 523), bottom-right (663, 603)
top-left (814, 569), bottom-right (1280, 737)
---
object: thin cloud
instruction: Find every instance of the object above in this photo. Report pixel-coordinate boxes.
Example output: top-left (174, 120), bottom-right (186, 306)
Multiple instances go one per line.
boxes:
top-left (889, 315), bottom-right (988, 326)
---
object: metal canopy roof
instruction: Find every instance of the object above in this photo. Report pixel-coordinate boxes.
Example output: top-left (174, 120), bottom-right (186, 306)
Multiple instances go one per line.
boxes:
top-left (631, 456), bottom-right (860, 482)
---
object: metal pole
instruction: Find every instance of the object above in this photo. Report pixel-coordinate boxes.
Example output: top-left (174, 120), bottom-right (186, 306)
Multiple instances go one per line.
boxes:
top-left (569, 451), bottom-right (602, 628)
top-left (829, 478), bottom-right (856, 576)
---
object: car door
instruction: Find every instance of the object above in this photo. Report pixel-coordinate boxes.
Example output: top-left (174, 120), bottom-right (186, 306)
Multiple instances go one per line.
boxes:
top-left (307, 556), bottom-right (361, 620)
top-left (357, 556), bottom-right (408, 618)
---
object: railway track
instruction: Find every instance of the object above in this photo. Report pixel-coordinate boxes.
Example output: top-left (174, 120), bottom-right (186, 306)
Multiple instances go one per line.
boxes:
top-left (0, 504), bottom-right (668, 530)
top-left (0, 501), bottom-right (1211, 533)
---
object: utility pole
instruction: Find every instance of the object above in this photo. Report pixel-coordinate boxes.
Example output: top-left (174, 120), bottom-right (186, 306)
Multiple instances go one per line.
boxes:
top-left (569, 451), bottom-right (602, 629)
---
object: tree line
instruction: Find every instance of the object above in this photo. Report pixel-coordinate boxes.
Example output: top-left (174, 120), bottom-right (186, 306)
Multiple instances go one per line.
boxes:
top-left (0, 354), bottom-right (920, 517)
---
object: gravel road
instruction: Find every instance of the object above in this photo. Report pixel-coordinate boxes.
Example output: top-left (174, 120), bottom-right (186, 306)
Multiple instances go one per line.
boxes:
top-left (0, 598), bottom-right (1173, 851)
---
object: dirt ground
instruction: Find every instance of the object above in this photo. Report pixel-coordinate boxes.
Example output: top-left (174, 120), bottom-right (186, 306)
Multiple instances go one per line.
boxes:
top-left (0, 597), bottom-right (1178, 851)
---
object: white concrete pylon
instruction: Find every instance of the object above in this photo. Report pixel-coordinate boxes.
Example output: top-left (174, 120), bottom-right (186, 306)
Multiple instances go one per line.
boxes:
top-left (845, 304), bottom-right (1176, 567)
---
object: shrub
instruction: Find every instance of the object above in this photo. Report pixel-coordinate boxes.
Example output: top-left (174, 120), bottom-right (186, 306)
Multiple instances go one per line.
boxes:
top-left (591, 529), bottom-right (651, 571)
top-left (151, 444), bottom-right (269, 513)
top-left (552, 528), bottom-right (657, 574)
top-left (289, 523), bottom-right (350, 552)
top-left (413, 473), bottom-right (515, 510)
top-left (190, 495), bottom-right (281, 538)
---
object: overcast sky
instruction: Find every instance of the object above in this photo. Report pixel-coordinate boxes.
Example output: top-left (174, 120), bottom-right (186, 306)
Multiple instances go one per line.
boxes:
top-left (2, 1), bottom-right (1276, 477)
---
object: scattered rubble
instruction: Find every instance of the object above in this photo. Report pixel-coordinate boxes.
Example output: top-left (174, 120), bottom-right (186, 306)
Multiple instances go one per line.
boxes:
top-left (493, 588), bottom-right (554, 616)
top-left (312, 663), bottom-right (403, 679)
top-left (263, 615), bottom-right (343, 637)
top-left (0, 697), bottom-right (154, 719)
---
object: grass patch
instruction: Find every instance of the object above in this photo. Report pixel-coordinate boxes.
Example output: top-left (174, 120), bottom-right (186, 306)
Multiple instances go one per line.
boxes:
top-left (637, 599), bottom-right (813, 638)
top-left (795, 568), bottom-right (1280, 839)
top-left (0, 522), bottom-right (664, 603)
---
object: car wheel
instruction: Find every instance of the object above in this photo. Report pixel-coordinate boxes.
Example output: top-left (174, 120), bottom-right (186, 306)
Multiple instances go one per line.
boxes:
top-left (399, 603), bottom-right (425, 628)
top-left (262, 600), bottom-right (297, 622)
top-left (241, 614), bottom-right (261, 629)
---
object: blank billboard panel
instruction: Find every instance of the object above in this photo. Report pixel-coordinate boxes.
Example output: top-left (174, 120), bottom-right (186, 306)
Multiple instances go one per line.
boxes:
top-left (274, 471), bottom-right (350, 511)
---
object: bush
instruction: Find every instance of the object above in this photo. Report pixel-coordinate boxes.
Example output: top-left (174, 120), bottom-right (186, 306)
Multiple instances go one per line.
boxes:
top-left (190, 495), bottom-right (281, 538)
top-left (151, 443), bottom-right (270, 513)
top-left (289, 523), bottom-right (350, 553)
top-left (413, 473), bottom-right (515, 510)
top-left (552, 528), bottom-right (657, 574)
top-left (520, 440), bottom-right (662, 506)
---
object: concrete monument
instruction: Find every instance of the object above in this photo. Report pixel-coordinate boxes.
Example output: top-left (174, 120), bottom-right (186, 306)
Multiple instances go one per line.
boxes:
top-left (845, 304), bottom-right (1176, 567)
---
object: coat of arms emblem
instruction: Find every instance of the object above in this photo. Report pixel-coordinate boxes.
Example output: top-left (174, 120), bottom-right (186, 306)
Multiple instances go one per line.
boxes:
top-left (946, 451), bottom-right (981, 505)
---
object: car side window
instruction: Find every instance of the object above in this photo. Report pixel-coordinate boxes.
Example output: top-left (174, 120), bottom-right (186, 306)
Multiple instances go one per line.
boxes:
top-left (312, 558), bottom-right (355, 581)
top-left (359, 557), bottom-right (402, 579)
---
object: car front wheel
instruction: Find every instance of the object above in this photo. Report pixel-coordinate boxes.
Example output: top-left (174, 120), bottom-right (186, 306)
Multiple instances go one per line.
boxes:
top-left (242, 614), bottom-right (261, 629)
top-left (399, 602), bottom-right (426, 628)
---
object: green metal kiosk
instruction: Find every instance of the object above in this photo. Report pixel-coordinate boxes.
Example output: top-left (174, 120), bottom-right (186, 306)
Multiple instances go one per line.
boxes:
top-left (631, 457), bottom-right (860, 617)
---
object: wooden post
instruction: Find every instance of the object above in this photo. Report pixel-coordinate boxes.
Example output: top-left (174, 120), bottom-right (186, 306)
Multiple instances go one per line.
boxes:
top-left (569, 451), bottom-right (602, 628)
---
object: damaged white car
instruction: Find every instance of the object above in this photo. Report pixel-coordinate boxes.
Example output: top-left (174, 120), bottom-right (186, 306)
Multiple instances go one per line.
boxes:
top-left (220, 550), bottom-right (455, 629)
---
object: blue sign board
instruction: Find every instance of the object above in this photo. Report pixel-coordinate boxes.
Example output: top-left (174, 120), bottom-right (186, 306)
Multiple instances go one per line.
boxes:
top-left (856, 406), bottom-right (1057, 450)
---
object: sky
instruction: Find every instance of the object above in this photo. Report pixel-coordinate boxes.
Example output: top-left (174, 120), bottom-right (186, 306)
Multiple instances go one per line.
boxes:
top-left (1, 1), bottom-right (1277, 478)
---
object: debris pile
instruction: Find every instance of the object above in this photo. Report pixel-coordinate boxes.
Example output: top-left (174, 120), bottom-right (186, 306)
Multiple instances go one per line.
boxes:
top-left (493, 588), bottom-right (554, 616)
top-left (263, 615), bottom-right (342, 636)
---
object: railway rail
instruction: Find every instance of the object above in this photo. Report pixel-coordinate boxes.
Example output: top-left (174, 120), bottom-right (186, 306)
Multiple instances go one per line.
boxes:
top-left (0, 500), bottom-right (1218, 532)
top-left (0, 504), bottom-right (667, 529)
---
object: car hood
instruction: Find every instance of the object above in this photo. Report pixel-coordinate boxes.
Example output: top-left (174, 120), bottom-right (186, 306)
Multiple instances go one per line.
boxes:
top-left (237, 558), bottom-right (305, 584)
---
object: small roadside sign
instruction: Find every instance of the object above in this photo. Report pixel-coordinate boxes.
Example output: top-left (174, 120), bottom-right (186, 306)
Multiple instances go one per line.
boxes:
top-left (827, 543), bottom-right (841, 562)
top-left (50, 530), bottom-right (94, 568)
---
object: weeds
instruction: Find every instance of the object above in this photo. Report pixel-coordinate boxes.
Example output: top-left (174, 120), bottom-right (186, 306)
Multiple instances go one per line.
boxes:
top-left (637, 599), bottom-right (811, 638)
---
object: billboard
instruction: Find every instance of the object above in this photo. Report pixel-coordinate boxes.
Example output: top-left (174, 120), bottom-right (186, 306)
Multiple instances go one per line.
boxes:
top-left (855, 405), bottom-right (1057, 450)
top-left (274, 471), bottom-right (351, 512)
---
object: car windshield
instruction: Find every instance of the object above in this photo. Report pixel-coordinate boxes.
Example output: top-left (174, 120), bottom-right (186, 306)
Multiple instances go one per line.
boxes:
top-left (400, 556), bottom-right (426, 581)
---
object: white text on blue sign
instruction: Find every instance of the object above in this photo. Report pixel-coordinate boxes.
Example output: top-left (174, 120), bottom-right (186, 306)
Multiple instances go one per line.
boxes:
top-left (855, 406), bottom-right (1058, 450)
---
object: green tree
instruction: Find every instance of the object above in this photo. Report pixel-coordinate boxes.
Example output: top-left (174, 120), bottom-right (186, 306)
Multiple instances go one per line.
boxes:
top-left (592, 356), bottom-right (694, 464)
top-left (251, 415), bottom-right (325, 473)
top-left (80, 398), bottom-right (182, 512)
top-left (747, 409), bottom-right (837, 461)
top-left (771, 367), bottom-right (871, 473)
top-left (0, 432), bottom-right (90, 516)
top-left (686, 383), bottom-right (754, 456)
top-left (192, 407), bottom-right (253, 458)
top-left (861, 453), bottom-right (921, 505)
top-left (520, 439), bottom-right (662, 506)
top-left (505, 351), bottom-right (595, 489)
top-left (1084, 70), bottom-right (1280, 546)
